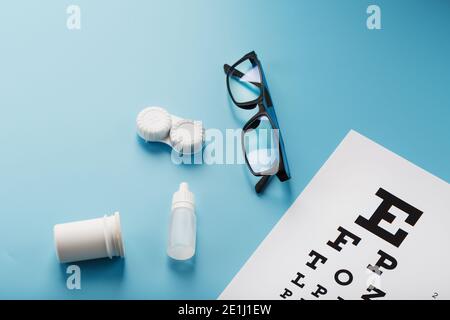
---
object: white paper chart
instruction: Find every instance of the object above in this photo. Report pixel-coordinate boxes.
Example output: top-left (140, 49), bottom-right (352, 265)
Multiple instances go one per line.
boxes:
top-left (220, 130), bottom-right (450, 300)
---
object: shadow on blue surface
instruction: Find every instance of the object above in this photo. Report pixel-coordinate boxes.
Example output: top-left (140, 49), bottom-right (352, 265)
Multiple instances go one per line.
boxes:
top-left (167, 256), bottom-right (196, 275)
top-left (136, 134), bottom-right (205, 169)
top-left (136, 134), bottom-right (173, 155)
top-left (242, 163), bottom-right (295, 203)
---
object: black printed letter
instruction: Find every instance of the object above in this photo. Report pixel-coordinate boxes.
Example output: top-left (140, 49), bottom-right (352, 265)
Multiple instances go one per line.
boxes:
top-left (361, 285), bottom-right (386, 300)
top-left (367, 250), bottom-right (397, 275)
top-left (290, 272), bottom-right (305, 288)
top-left (311, 284), bottom-right (328, 298)
top-left (306, 250), bottom-right (328, 270)
top-left (327, 227), bottom-right (361, 252)
top-left (355, 188), bottom-right (423, 247)
top-left (334, 269), bottom-right (353, 286)
top-left (280, 288), bottom-right (293, 299)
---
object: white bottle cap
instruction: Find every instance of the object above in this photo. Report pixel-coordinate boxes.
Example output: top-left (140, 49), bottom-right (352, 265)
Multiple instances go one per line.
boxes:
top-left (172, 182), bottom-right (195, 211)
top-left (170, 120), bottom-right (204, 154)
top-left (136, 106), bottom-right (172, 142)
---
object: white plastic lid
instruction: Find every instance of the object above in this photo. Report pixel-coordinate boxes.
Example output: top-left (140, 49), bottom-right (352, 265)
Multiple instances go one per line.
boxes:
top-left (170, 120), bottom-right (204, 154)
top-left (172, 182), bottom-right (195, 211)
top-left (136, 106), bottom-right (172, 142)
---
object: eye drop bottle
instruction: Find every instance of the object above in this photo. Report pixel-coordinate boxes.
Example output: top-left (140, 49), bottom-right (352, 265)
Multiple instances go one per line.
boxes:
top-left (167, 182), bottom-right (196, 260)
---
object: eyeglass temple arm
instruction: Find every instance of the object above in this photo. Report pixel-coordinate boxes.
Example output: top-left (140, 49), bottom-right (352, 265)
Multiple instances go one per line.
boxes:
top-left (224, 64), bottom-right (262, 88)
top-left (255, 175), bottom-right (272, 193)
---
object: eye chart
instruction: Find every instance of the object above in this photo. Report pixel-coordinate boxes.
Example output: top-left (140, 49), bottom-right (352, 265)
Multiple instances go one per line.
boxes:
top-left (220, 130), bottom-right (450, 300)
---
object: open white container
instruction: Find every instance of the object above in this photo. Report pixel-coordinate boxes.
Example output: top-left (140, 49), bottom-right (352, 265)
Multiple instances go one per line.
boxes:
top-left (54, 212), bottom-right (125, 263)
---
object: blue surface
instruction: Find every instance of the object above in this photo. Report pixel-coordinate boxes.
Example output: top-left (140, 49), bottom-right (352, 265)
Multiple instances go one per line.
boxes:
top-left (0, 0), bottom-right (449, 299)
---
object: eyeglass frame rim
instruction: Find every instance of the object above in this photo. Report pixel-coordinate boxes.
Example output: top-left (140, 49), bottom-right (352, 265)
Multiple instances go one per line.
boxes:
top-left (225, 51), bottom-right (264, 109)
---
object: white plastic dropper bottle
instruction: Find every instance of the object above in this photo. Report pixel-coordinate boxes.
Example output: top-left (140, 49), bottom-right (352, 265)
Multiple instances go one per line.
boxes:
top-left (167, 182), bottom-right (196, 260)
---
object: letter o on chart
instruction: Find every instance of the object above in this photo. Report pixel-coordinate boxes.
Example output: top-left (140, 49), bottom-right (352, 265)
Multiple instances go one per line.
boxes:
top-left (334, 269), bottom-right (353, 286)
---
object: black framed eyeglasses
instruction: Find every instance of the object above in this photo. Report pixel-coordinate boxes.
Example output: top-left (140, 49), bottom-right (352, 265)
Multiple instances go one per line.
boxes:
top-left (224, 51), bottom-right (291, 193)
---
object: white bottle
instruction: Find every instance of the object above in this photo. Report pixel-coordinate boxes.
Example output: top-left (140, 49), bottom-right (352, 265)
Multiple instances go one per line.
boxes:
top-left (54, 212), bottom-right (125, 263)
top-left (167, 182), bottom-right (196, 260)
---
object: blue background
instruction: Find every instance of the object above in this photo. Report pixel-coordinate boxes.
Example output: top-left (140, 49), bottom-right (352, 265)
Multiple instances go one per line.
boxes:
top-left (0, 0), bottom-right (449, 299)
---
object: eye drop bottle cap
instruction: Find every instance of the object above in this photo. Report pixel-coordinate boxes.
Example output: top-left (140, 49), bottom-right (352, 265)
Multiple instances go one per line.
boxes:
top-left (172, 182), bottom-right (195, 211)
